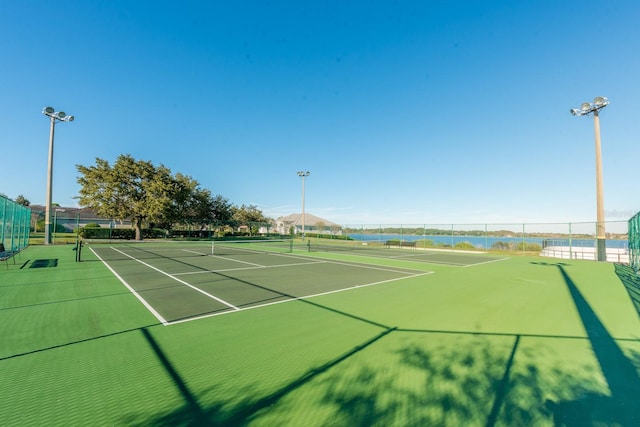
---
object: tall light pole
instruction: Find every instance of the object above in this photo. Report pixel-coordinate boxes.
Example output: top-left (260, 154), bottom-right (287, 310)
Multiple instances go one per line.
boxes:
top-left (571, 96), bottom-right (609, 261)
top-left (42, 106), bottom-right (74, 245)
top-left (297, 171), bottom-right (310, 240)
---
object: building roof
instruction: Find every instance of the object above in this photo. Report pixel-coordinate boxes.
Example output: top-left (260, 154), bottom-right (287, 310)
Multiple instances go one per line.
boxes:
top-left (277, 213), bottom-right (340, 228)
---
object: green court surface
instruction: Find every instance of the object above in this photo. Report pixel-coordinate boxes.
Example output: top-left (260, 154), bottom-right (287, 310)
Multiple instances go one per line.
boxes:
top-left (1, 243), bottom-right (640, 426)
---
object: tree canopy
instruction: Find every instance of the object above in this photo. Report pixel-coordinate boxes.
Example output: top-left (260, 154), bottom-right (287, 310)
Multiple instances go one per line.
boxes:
top-left (76, 154), bottom-right (243, 240)
top-left (232, 204), bottom-right (270, 235)
top-left (15, 195), bottom-right (30, 206)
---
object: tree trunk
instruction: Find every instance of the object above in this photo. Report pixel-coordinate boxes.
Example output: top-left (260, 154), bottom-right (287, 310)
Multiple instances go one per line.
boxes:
top-left (134, 216), bottom-right (143, 241)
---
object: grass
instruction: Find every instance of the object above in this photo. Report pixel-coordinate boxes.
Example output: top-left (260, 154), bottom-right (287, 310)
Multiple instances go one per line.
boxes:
top-left (1, 244), bottom-right (640, 425)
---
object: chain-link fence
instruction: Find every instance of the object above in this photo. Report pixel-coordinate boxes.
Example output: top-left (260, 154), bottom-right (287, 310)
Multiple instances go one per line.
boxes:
top-left (340, 220), bottom-right (629, 262)
top-left (1, 195), bottom-right (31, 252)
top-left (629, 212), bottom-right (640, 273)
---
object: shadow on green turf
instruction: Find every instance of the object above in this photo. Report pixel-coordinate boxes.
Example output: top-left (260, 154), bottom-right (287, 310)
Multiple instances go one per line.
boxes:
top-left (614, 263), bottom-right (640, 318)
top-left (140, 328), bottom-right (209, 425)
top-left (0, 289), bottom-right (137, 312)
top-left (1, 323), bottom-right (161, 361)
top-left (125, 261), bottom-right (640, 426)
top-left (533, 261), bottom-right (640, 426)
top-left (28, 258), bottom-right (58, 268)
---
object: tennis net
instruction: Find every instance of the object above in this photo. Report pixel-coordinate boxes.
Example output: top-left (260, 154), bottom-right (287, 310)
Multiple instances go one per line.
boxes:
top-left (212, 239), bottom-right (293, 256)
top-left (306, 239), bottom-right (389, 253)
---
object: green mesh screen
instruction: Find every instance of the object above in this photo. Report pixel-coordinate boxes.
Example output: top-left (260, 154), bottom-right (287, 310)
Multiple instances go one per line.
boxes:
top-left (629, 211), bottom-right (640, 274)
top-left (1, 195), bottom-right (31, 252)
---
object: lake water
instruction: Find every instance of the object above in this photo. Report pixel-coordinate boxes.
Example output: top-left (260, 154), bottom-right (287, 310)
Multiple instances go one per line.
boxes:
top-left (348, 233), bottom-right (628, 249)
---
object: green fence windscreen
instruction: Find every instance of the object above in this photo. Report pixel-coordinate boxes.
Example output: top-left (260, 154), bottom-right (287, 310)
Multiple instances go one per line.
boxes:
top-left (629, 211), bottom-right (640, 274)
top-left (1, 195), bottom-right (31, 252)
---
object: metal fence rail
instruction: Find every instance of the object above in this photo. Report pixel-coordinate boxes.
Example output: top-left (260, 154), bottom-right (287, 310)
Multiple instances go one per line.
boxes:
top-left (341, 221), bottom-right (629, 262)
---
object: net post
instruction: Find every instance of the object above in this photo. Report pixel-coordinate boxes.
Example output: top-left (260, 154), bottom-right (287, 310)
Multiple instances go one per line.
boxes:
top-left (74, 239), bottom-right (83, 262)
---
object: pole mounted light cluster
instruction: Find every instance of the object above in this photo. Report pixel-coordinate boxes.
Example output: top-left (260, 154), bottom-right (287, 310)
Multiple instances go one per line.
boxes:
top-left (570, 96), bottom-right (609, 261)
top-left (297, 171), bottom-right (310, 241)
top-left (42, 106), bottom-right (75, 122)
top-left (570, 96), bottom-right (609, 117)
top-left (42, 106), bottom-right (75, 245)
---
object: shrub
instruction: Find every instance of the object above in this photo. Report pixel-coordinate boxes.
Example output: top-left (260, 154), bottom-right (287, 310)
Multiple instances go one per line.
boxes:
top-left (415, 239), bottom-right (433, 248)
top-left (454, 241), bottom-right (476, 250)
top-left (516, 242), bottom-right (542, 252)
top-left (491, 241), bottom-right (513, 251)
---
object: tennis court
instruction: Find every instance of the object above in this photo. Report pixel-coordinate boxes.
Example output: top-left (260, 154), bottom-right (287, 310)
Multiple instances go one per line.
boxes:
top-left (307, 240), bottom-right (509, 266)
top-left (2, 243), bottom-right (640, 426)
top-left (87, 240), bottom-right (431, 324)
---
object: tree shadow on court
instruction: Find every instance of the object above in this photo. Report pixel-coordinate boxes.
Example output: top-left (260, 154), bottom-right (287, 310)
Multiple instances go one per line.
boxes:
top-left (614, 263), bottom-right (640, 318)
top-left (531, 261), bottom-right (640, 426)
top-left (123, 327), bottom-right (398, 426)
top-left (121, 259), bottom-right (640, 426)
top-left (128, 324), bottom-right (631, 426)
top-left (313, 330), bottom-right (630, 427)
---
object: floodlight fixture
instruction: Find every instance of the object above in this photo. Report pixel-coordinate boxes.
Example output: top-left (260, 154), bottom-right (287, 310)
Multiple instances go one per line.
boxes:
top-left (570, 96), bottom-right (609, 261)
top-left (42, 106), bottom-right (75, 245)
top-left (570, 96), bottom-right (609, 117)
top-left (594, 96), bottom-right (609, 107)
top-left (42, 106), bottom-right (75, 123)
top-left (297, 171), bottom-right (311, 240)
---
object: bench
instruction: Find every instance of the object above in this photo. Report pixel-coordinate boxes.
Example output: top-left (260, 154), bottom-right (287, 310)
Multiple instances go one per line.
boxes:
top-left (0, 243), bottom-right (17, 268)
top-left (385, 240), bottom-right (417, 249)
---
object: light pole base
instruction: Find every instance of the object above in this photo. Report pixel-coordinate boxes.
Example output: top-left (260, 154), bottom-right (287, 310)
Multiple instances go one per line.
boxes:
top-left (596, 238), bottom-right (607, 262)
top-left (44, 226), bottom-right (52, 245)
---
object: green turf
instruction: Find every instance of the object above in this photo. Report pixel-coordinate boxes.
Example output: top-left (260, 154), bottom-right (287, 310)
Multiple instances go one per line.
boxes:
top-left (1, 245), bottom-right (639, 425)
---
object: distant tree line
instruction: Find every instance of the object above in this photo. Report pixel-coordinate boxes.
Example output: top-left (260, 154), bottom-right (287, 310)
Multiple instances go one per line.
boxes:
top-left (344, 226), bottom-right (627, 240)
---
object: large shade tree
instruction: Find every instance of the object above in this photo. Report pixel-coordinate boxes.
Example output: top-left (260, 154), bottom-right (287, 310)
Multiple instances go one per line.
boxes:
top-left (157, 174), bottom-right (233, 232)
top-left (158, 173), bottom-right (210, 230)
top-left (232, 204), bottom-right (271, 235)
top-left (77, 155), bottom-right (175, 240)
top-left (211, 194), bottom-right (234, 229)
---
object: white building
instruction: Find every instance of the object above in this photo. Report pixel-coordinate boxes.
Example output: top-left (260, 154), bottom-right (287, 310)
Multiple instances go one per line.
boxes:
top-left (275, 213), bottom-right (342, 236)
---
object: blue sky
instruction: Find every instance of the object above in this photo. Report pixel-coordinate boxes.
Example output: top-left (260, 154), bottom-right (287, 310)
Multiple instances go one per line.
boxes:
top-left (2, 1), bottom-right (639, 227)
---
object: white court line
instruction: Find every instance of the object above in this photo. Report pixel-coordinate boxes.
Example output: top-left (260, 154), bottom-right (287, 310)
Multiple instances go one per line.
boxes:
top-left (182, 247), bottom-right (291, 268)
top-left (462, 257), bottom-right (510, 268)
top-left (389, 254), bottom-right (509, 268)
top-left (109, 247), bottom-right (240, 311)
top-left (301, 257), bottom-right (426, 274)
top-left (181, 249), bottom-right (211, 256)
top-left (251, 249), bottom-right (427, 274)
top-left (173, 260), bottom-right (327, 276)
top-left (168, 271), bottom-right (434, 326)
top-left (195, 248), bottom-right (427, 275)
top-left (307, 249), bottom-right (460, 266)
top-left (210, 254), bottom-right (266, 267)
top-left (90, 247), bottom-right (169, 325)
